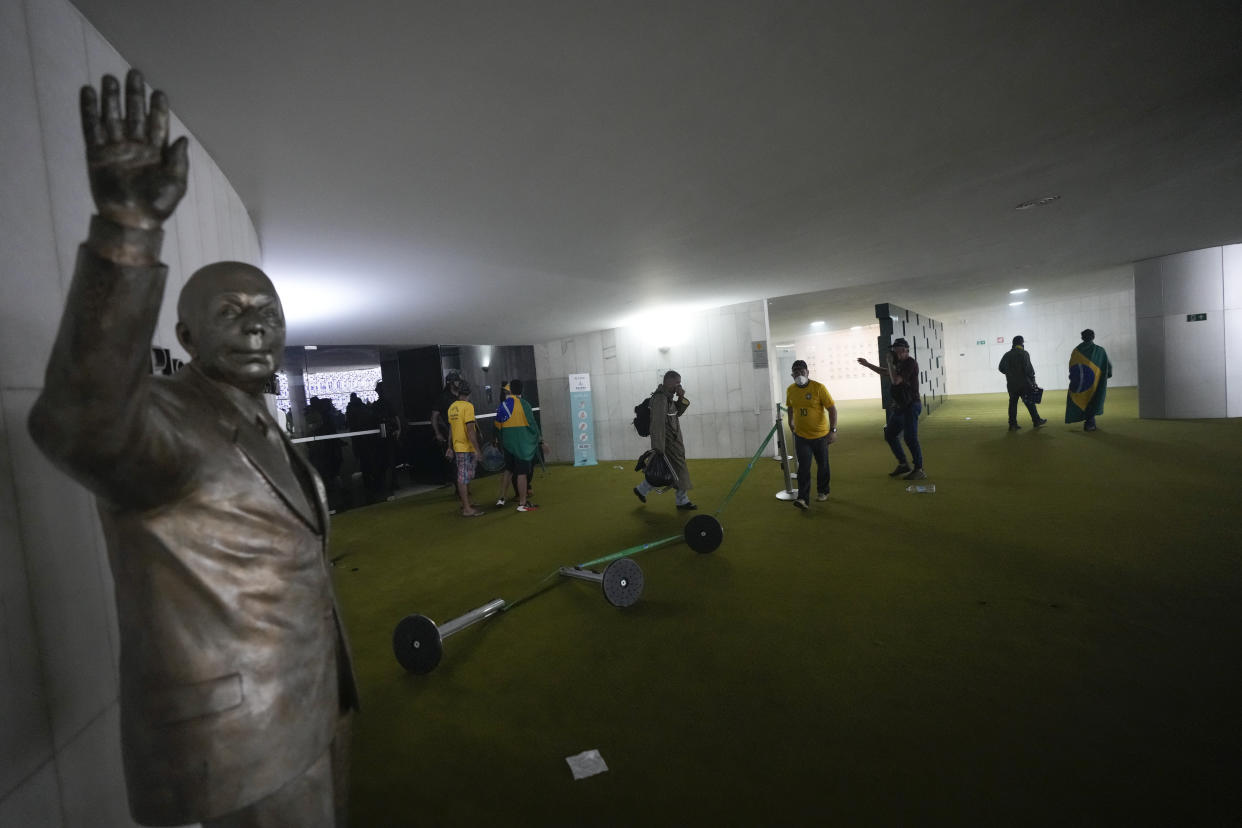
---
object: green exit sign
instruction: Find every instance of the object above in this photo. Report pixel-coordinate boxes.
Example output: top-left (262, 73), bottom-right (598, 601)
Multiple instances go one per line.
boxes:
top-left (1186, 313), bottom-right (1208, 322)
top-left (976, 339), bottom-right (986, 345)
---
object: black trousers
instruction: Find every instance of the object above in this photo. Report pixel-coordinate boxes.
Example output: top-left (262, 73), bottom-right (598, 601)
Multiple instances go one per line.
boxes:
top-left (794, 433), bottom-right (830, 500)
top-left (1007, 390), bottom-right (1042, 425)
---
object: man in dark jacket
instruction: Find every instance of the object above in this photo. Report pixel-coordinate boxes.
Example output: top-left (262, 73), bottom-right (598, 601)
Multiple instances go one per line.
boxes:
top-left (998, 335), bottom-right (1047, 430)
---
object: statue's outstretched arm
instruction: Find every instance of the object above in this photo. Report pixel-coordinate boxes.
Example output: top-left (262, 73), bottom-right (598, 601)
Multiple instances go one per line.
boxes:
top-left (30, 71), bottom-right (190, 501)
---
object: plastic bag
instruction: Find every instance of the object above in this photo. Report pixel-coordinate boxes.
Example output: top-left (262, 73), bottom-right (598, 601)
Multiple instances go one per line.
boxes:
top-left (643, 451), bottom-right (676, 488)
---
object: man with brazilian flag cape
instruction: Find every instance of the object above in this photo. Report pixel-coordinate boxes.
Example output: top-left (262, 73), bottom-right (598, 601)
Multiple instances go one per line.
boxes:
top-left (1065, 329), bottom-right (1112, 431)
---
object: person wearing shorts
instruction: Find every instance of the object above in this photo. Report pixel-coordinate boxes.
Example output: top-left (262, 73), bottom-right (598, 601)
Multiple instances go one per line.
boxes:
top-left (446, 381), bottom-right (484, 516)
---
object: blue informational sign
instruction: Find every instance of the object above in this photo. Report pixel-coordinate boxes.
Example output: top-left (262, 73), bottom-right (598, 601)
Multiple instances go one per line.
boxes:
top-left (568, 372), bottom-right (597, 467)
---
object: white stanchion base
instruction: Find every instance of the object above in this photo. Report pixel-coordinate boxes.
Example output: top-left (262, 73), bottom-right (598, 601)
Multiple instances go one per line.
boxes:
top-left (775, 490), bottom-right (799, 501)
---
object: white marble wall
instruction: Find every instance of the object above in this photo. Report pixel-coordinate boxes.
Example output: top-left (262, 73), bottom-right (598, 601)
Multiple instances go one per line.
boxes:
top-left (1135, 244), bottom-right (1241, 418)
top-left (533, 301), bottom-right (776, 463)
top-left (944, 281), bottom-right (1138, 397)
top-left (787, 325), bottom-right (883, 401)
top-left (0, 0), bottom-right (260, 822)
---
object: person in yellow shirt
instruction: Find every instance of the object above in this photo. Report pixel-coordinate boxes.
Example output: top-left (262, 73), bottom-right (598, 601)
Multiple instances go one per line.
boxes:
top-left (446, 381), bottom-right (485, 517)
top-left (785, 360), bottom-right (838, 510)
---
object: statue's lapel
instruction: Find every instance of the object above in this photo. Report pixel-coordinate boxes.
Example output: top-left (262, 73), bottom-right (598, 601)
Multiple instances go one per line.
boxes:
top-left (184, 367), bottom-right (322, 532)
top-left (230, 421), bottom-right (321, 532)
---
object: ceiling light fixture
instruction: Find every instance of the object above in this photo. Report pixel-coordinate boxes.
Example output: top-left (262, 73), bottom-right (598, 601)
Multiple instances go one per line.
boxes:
top-left (850, 326), bottom-right (863, 330)
top-left (810, 320), bottom-right (826, 327)
top-left (303, 345), bottom-right (318, 350)
top-left (1009, 301), bottom-right (1024, 307)
top-left (1009, 288), bottom-right (1028, 294)
top-left (1014, 195), bottom-right (1061, 210)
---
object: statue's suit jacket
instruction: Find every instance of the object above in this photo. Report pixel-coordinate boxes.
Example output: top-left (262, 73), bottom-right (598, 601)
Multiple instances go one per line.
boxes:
top-left (31, 242), bottom-right (360, 825)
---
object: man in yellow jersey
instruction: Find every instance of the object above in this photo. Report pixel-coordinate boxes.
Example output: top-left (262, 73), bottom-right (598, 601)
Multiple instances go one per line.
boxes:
top-left (785, 360), bottom-right (838, 510)
top-left (447, 381), bottom-right (485, 516)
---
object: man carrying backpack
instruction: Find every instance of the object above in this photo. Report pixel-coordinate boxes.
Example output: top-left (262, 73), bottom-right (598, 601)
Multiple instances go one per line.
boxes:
top-left (633, 370), bottom-right (697, 510)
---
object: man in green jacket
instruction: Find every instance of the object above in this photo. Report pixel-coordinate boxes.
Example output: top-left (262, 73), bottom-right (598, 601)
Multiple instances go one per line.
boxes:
top-left (633, 370), bottom-right (697, 510)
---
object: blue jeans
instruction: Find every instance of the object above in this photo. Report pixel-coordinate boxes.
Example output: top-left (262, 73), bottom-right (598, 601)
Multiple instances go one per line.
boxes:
top-left (793, 434), bottom-right (830, 500)
top-left (884, 403), bottom-right (923, 469)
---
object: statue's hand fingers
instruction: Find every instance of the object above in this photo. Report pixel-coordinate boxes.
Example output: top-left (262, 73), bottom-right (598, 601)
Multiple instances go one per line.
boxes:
top-left (101, 74), bottom-right (123, 143)
top-left (147, 90), bottom-right (169, 148)
top-left (80, 85), bottom-right (103, 149)
top-left (124, 69), bottom-right (146, 141)
top-left (163, 136), bottom-right (189, 185)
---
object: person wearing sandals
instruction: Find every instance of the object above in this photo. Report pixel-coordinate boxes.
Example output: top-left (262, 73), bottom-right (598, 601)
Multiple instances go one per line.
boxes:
top-left (858, 338), bottom-right (927, 481)
top-left (446, 381), bottom-right (485, 516)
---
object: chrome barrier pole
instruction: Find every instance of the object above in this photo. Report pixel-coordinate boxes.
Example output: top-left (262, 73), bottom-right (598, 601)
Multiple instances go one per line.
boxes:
top-left (774, 405), bottom-right (798, 501)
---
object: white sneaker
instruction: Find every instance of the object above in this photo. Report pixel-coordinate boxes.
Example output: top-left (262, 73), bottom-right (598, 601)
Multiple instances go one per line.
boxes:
top-left (495, 498), bottom-right (506, 507)
top-left (815, 493), bottom-right (829, 502)
top-left (793, 498), bottom-right (808, 510)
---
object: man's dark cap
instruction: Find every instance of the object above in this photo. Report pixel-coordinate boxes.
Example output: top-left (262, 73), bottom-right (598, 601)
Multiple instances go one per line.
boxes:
top-left (1013, 335), bottom-right (1024, 346)
top-left (791, 359), bottom-right (808, 371)
top-left (892, 337), bottom-right (909, 349)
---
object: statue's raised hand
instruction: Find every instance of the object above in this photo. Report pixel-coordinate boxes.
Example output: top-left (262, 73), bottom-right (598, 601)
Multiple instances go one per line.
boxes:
top-left (81, 70), bottom-right (188, 230)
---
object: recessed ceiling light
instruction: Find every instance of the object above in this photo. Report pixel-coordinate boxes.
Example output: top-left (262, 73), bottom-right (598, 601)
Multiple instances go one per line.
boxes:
top-left (850, 326), bottom-right (863, 330)
top-left (810, 320), bottom-right (826, 327)
top-left (1008, 301), bottom-right (1024, 307)
top-left (303, 344), bottom-right (318, 350)
top-left (1015, 195), bottom-right (1061, 210)
top-left (775, 342), bottom-right (795, 348)
top-left (1009, 288), bottom-right (1028, 294)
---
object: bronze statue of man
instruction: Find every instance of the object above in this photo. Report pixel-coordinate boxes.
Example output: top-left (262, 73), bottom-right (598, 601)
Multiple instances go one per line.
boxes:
top-left (29, 70), bottom-right (358, 827)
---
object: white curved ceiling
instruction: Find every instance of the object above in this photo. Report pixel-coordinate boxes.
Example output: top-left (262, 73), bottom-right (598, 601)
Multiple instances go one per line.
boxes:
top-left (70, 0), bottom-right (1242, 346)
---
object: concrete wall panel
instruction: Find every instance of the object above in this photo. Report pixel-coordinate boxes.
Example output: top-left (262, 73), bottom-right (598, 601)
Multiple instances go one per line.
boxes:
top-left (1225, 308), bottom-right (1242, 418)
top-left (1162, 313), bottom-right (1226, 418)
top-left (1135, 315), bottom-right (1165, 418)
top-left (1160, 248), bottom-right (1223, 316)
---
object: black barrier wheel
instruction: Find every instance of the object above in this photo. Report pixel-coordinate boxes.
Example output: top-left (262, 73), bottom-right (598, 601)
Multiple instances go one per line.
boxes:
top-left (392, 614), bottom-right (443, 674)
top-left (684, 514), bottom-right (723, 553)
top-left (601, 558), bottom-right (644, 608)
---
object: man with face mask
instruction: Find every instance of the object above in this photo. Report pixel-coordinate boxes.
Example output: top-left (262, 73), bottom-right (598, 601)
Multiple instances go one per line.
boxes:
top-left (27, 71), bottom-right (357, 827)
top-left (785, 360), bottom-right (838, 509)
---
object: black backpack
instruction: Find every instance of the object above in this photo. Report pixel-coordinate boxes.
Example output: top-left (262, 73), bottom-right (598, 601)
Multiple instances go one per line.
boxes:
top-left (632, 398), bottom-right (652, 437)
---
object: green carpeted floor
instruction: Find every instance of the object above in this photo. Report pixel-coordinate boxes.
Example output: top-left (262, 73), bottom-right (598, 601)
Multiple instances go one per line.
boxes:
top-left (330, 388), bottom-right (1242, 826)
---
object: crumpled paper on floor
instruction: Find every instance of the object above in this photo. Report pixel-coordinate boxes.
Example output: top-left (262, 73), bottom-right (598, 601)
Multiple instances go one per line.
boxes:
top-left (565, 749), bottom-right (609, 780)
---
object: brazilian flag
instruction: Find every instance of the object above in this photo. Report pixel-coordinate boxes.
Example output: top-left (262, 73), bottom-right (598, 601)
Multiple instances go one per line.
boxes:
top-left (1065, 342), bottom-right (1112, 423)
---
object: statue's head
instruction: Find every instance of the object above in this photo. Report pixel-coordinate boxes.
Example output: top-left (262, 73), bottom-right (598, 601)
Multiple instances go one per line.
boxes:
top-left (176, 262), bottom-right (285, 393)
